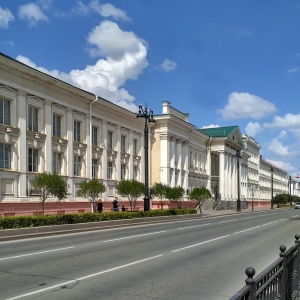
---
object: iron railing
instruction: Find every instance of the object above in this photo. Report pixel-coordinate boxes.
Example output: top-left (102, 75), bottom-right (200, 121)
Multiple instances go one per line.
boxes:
top-left (230, 234), bottom-right (300, 300)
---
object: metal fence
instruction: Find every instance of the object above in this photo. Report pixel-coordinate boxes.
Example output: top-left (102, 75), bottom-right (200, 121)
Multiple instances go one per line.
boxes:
top-left (230, 234), bottom-right (300, 300)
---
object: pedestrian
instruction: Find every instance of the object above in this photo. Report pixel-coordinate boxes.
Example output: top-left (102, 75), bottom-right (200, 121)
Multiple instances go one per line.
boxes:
top-left (122, 205), bottom-right (126, 212)
top-left (112, 196), bottom-right (119, 211)
top-left (97, 199), bottom-right (103, 213)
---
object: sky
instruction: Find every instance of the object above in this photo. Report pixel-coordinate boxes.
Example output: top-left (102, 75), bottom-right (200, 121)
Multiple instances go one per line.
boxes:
top-left (1, 0), bottom-right (300, 177)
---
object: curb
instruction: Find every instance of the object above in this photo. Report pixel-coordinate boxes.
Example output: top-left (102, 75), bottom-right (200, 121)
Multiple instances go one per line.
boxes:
top-left (0, 209), bottom-right (269, 241)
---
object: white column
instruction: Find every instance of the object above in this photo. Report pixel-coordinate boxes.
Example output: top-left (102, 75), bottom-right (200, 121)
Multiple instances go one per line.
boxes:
top-left (128, 130), bottom-right (133, 179)
top-left (116, 125), bottom-right (121, 181)
top-left (86, 114), bottom-right (91, 179)
top-left (206, 150), bottom-right (211, 192)
top-left (66, 108), bottom-right (73, 196)
top-left (219, 152), bottom-right (225, 201)
top-left (160, 134), bottom-right (170, 185)
top-left (177, 139), bottom-right (182, 186)
top-left (182, 141), bottom-right (189, 193)
top-left (44, 100), bottom-right (52, 172)
top-left (17, 90), bottom-right (27, 198)
top-left (102, 120), bottom-right (108, 180)
top-left (227, 155), bottom-right (232, 200)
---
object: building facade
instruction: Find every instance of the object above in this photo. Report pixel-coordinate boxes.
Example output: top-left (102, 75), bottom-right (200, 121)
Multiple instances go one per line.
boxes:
top-left (0, 52), bottom-right (290, 211)
top-left (0, 53), bottom-right (147, 204)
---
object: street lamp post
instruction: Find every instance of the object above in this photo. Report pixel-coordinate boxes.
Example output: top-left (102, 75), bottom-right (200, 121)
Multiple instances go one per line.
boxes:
top-left (235, 150), bottom-right (241, 212)
top-left (270, 165), bottom-right (274, 209)
top-left (136, 105), bottom-right (156, 211)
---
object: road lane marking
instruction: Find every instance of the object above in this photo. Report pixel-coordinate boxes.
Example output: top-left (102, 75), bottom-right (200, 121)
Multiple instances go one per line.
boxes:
top-left (5, 254), bottom-right (164, 300)
top-left (102, 231), bottom-right (166, 242)
top-left (233, 225), bottom-right (261, 234)
top-left (171, 235), bottom-right (230, 253)
top-left (0, 247), bottom-right (74, 261)
top-left (178, 223), bottom-right (211, 229)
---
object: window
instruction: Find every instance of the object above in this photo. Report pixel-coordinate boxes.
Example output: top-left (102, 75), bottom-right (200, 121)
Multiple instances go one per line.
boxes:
top-left (133, 139), bottom-right (138, 156)
top-left (107, 161), bottom-right (113, 179)
top-left (28, 148), bottom-right (38, 172)
top-left (53, 152), bottom-right (61, 174)
top-left (0, 98), bottom-right (10, 125)
top-left (92, 159), bottom-right (98, 178)
top-left (121, 163), bottom-right (126, 180)
top-left (28, 106), bottom-right (38, 132)
top-left (53, 114), bottom-right (61, 137)
top-left (107, 131), bottom-right (113, 150)
top-left (74, 156), bottom-right (81, 176)
top-left (0, 144), bottom-right (11, 169)
top-left (92, 126), bottom-right (98, 146)
top-left (74, 120), bottom-right (81, 142)
top-left (121, 135), bottom-right (126, 153)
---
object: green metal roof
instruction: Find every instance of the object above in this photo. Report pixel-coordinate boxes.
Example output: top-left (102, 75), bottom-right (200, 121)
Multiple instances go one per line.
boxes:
top-left (198, 126), bottom-right (238, 137)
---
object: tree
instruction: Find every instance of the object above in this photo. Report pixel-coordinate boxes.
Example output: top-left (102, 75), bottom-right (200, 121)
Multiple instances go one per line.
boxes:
top-left (31, 172), bottom-right (68, 214)
top-left (165, 186), bottom-right (184, 208)
top-left (151, 183), bottom-right (169, 210)
top-left (76, 179), bottom-right (106, 212)
top-left (189, 187), bottom-right (212, 213)
top-left (116, 180), bottom-right (144, 211)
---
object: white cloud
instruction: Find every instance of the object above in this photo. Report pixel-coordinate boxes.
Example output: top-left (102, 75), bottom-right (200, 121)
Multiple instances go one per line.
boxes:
top-left (264, 113), bottom-right (300, 129)
top-left (201, 124), bottom-right (220, 129)
top-left (217, 92), bottom-right (277, 120)
top-left (245, 122), bottom-right (262, 137)
top-left (268, 139), bottom-right (290, 156)
top-left (267, 130), bottom-right (297, 157)
top-left (16, 20), bottom-right (148, 112)
top-left (18, 3), bottom-right (48, 26)
top-left (160, 59), bottom-right (177, 72)
top-left (287, 67), bottom-right (299, 76)
top-left (89, 1), bottom-right (130, 21)
top-left (266, 160), bottom-right (295, 172)
top-left (0, 7), bottom-right (14, 29)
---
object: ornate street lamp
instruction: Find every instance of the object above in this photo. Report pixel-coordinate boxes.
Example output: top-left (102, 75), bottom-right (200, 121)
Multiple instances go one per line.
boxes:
top-left (235, 149), bottom-right (242, 212)
top-left (136, 105), bottom-right (156, 211)
top-left (270, 165), bottom-right (274, 209)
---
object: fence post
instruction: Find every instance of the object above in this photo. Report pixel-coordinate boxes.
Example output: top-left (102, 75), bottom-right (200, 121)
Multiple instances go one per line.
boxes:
top-left (279, 245), bottom-right (287, 299)
top-left (245, 267), bottom-right (256, 299)
top-left (295, 234), bottom-right (300, 300)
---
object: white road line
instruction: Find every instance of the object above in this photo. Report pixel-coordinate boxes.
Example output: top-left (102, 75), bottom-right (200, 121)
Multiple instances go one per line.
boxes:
top-left (5, 254), bottom-right (164, 300)
top-left (233, 225), bottom-right (261, 234)
top-left (171, 235), bottom-right (230, 253)
top-left (178, 223), bottom-right (211, 229)
top-left (0, 247), bottom-right (74, 261)
top-left (102, 231), bottom-right (166, 242)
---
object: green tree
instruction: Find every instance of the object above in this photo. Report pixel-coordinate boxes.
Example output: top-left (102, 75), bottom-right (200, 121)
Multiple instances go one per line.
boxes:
top-left (165, 186), bottom-right (184, 208)
top-left (31, 172), bottom-right (68, 214)
top-left (189, 187), bottom-right (212, 213)
top-left (76, 179), bottom-right (106, 212)
top-left (151, 182), bottom-right (169, 210)
top-left (116, 180), bottom-right (144, 211)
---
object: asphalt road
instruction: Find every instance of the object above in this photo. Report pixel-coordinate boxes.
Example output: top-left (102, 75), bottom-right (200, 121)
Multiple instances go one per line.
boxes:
top-left (1, 209), bottom-right (299, 300)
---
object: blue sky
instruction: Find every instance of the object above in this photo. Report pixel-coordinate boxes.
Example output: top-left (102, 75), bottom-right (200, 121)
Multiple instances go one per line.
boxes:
top-left (1, 0), bottom-right (300, 176)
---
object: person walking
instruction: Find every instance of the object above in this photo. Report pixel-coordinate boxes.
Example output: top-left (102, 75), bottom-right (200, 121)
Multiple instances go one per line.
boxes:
top-left (97, 199), bottom-right (103, 213)
top-left (112, 197), bottom-right (119, 211)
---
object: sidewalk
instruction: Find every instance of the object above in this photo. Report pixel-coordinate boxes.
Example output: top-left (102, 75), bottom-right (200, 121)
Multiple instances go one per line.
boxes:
top-left (0, 207), bottom-right (274, 241)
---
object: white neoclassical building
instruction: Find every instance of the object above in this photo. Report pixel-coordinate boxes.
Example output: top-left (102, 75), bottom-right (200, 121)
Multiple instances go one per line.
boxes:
top-left (0, 52), bottom-right (147, 204)
top-left (0, 52), bottom-right (290, 212)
